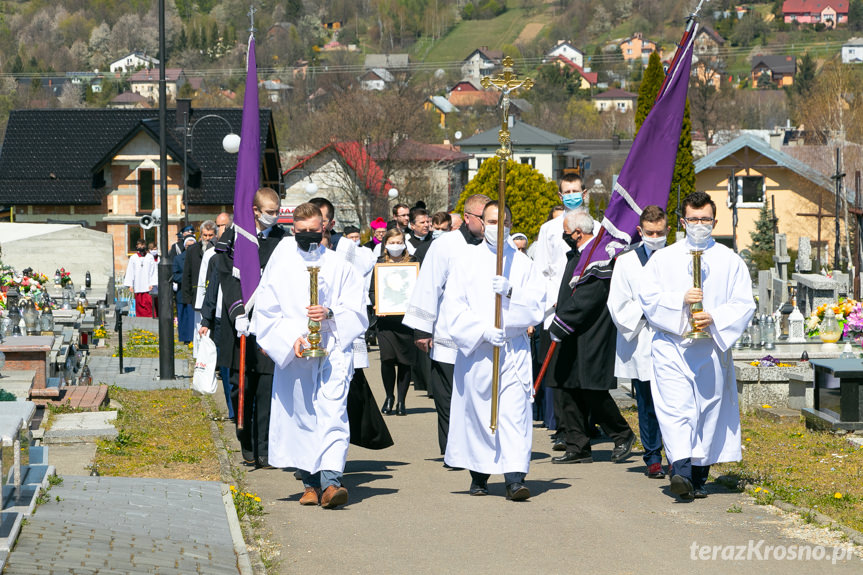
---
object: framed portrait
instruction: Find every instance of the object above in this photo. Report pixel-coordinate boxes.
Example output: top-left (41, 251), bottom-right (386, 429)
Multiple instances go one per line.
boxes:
top-left (374, 262), bottom-right (420, 316)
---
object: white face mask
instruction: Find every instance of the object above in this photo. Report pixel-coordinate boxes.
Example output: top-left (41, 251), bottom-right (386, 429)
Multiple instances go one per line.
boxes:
top-left (642, 235), bottom-right (667, 251)
top-left (432, 229), bottom-right (444, 239)
top-left (386, 243), bottom-right (406, 257)
top-left (149, 250), bottom-right (158, 257)
top-left (484, 224), bottom-right (511, 248)
top-left (686, 223), bottom-right (713, 245)
top-left (353, 239), bottom-right (361, 246)
top-left (257, 213), bottom-right (279, 228)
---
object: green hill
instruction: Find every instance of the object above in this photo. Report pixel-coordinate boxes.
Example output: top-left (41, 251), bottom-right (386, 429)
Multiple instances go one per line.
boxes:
top-left (419, 8), bottom-right (529, 63)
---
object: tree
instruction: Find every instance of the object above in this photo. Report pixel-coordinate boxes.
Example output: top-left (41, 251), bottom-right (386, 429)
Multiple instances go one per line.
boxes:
top-left (666, 101), bottom-right (695, 244)
top-left (851, 0), bottom-right (863, 32)
top-left (689, 58), bottom-right (730, 144)
top-left (795, 53), bottom-right (816, 98)
top-left (635, 51), bottom-right (663, 132)
top-left (749, 202), bottom-right (775, 253)
top-left (454, 158), bottom-right (560, 241)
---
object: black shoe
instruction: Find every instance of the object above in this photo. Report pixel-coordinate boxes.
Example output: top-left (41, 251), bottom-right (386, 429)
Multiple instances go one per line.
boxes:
top-left (552, 451), bottom-right (593, 464)
top-left (693, 487), bottom-right (708, 499)
top-left (396, 401), bottom-right (406, 416)
top-left (381, 397), bottom-right (394, 415)
top-left (469, 482), bottom-right (488, 496)
top-left (552, 439), bottom-right (567, 452)
top-left (506, 482), bottom-right (530, 501)
top-left (255, 457), bottom-right (274, 469)
top-left (293, 469), bottom-right (303, 480)
top-left (670, 475), bottom-right (695, 501)
top-left (443, 463), bottom-right (463, 470)
top-left (241, 447), bottom-right (255, 465)
top-left (611, 433), bottom-right (636, 462)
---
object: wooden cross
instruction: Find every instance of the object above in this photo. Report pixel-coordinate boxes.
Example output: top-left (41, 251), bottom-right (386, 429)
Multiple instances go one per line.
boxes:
top-left (797, 190), bottom-right (830, 270)
top-left (480, 56), bottom-right (534, 159)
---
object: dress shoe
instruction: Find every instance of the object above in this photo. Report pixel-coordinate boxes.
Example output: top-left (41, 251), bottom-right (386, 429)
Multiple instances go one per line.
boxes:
top-left (381, 397), bottom-right (394, 415)
top-left (320, 485), bottom-right (349, 509)
top-left (552, 439), bottom-right (567, 452)
top-left (241, 447), bottom-right (255, 465)
top-left (693, 487), bottom-right (708, 499)
top-left (395, 401), bottom-right (406, 416)
top-left (611, 433), bottom-right (636, 462)
top-left (255, 457), bottom-right (274, 470)
top-left (299, 487), bottom-right (320, 506)
top-left (469, 481), bottom-right (488, 496)
top-left (646, 463), bottom-right (666, 479)
top-left (552, 451), bottom-right (593, 464)
top-left (669, 475), bottom-right (695, 501)
top-left (293, 469), bottom-right (303, 480)
top-left (506, 482), bottom-right (531, 501)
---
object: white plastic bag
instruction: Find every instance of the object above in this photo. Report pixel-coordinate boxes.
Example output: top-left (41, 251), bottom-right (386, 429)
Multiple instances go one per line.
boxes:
top-left (192, 334), bottom-right (218, 394)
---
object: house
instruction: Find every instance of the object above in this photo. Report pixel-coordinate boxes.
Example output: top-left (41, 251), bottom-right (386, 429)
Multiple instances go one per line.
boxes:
top-left (109, 91), bottom-right (150, 109)
top-left (550, 56), bottom-right (599, 90)
top-left (129, 67), bottom-right (187, 103)
top-left (694, 24), bottom-right (726, 60)
top-left (842, 37), bottom-right (863, 63)
top-left (592, 88), bottom-right (638, 112)
top-left (456, 120), bottom-right (573, 181)
top-left (425, 96), bottom-right (459, 129)
top-left (695, 133), bottom-right (850, 259)
top-left (109, 51), bottom-right (159, 74)
top-left (0, 106), bottom-right (281, 272)
top-left (461, 47), bottom-right (504, 80)
top-left (782, 0), bottom-right (848, 28)
top-left (619, 33), bottom-right (657, 62)
top-left (545, 40), bottom-right (584, 68)
top-left (363, 54), bottom-right (409, 71)
top-left (751, 55), bottom-right (796, 87)
top-left (359, 68), bottom-right (394, 91)
top-left (259, 79), bottom-right (292, 102)
top-left (447, 79), bottom-right (499, 108)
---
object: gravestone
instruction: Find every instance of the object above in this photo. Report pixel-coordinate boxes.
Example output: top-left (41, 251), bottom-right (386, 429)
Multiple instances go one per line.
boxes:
top-left (758, 270), bottom-right (773, 314)
top-left (773, 233), bottom-right (790, 281)
top-left (796, 237), bottom-right (812, 272)
top-left (792, 273), bottom-right (842, 317)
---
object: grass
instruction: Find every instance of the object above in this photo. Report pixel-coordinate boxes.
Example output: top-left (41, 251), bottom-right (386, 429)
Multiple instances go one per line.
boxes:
top-left (422, 8), bottom-right (528, 63)
top-left (92, 387), bottom-right (220, 480)
top-left (114, 328), bottom-right (192, 360)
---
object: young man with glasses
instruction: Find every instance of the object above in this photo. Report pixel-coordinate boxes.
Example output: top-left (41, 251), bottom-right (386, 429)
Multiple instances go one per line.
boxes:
top-left (639, 191), bottom-right (755, 501)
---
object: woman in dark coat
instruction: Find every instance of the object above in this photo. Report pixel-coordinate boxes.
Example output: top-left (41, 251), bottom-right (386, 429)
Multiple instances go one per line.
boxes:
top-left (370, 228), bottom-right (417, 416)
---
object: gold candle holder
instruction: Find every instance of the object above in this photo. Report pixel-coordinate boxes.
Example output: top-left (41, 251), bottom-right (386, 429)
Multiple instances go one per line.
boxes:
top-left (685, 249), bottom-right (712, 339)
top-left (302, 265), bottom-right (328, 358)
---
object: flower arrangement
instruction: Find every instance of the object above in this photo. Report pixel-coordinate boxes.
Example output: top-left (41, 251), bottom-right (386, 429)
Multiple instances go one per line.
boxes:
top-left (749, 355), bottom-right (796, 368)
top-left (93, 325), bottom-right (108, 339)
top-left (58, 268), bottom-right (72, 287)
top-left (842, 302), bottom-right (863, 345)
top-left (805, 298), bottom-right (857, 337)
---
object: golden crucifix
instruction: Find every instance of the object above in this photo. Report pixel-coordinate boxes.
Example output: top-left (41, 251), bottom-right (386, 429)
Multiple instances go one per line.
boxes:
top-left (479, 55), bottom-right (534, 433)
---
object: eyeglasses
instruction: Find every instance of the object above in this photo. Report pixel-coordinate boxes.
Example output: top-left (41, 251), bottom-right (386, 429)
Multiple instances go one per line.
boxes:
top-left (465, 212), bottom-right (483, 220)
top-left (684, 217), bottom-right (714, 224)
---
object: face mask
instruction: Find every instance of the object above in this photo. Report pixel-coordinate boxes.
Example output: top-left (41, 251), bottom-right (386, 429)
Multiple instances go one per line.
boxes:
top-left (137, 247), bottom-right (146, 255)
top-left (150, 250), bottom-right (158, 257)
top-left (295, 231), bottom-right (323, 252)
top-left (386, 243), bottom-right (406, 257)
top-left (686, 223), bottom-right (713, 244)
top-left (642, 235), bottom-right (667, 251)
top-left (484, 224), bottom-right (511, 248)
top-left (352, 239), bottom-right (361, 246)
top-left (562, 232), bottom-right (579, 251)
top-left (257, 213), bottom-right (279, 228)
top-left (432, 229), bottom-right (444, 240)
top-left (562, 192), bottom-right (583, 210)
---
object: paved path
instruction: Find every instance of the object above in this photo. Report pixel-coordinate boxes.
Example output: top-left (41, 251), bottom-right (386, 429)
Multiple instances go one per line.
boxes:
top-left (240, 351), bottom-right (862, 575)
top-left (3, 476), bottom-right (245, 574)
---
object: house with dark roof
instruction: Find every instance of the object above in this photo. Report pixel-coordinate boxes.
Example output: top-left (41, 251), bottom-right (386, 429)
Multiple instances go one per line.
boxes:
top-left (109, 91), bottom-right (150, 109)
top-left (694, 24), bottom-right (726, 59)
top-left (592, 88), bottom-right (638, 112)
top-left (457, 120), bottom-right (573, 181)
top-left (0, 105), bottom-right (281, 271)
top-left (695, 133), bottom-right (847, 259)
top-left (129, 67), bottom-right (187, 103)
top-left (783, 0), bottom-right (848, 28)
top-left (461, 47), bottom-right (504, 80)
top-left (447, 79), bottom-right (499, 108)
top-left (751, 55), bottom-right (796, 87)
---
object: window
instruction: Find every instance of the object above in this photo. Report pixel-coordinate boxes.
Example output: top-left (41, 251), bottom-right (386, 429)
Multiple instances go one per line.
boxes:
top-left (740, 176), bottom-right (764, 203)
top-left (127, 225), bottom-right (156, 254)
top-left (520, 157), bottom-right (536, 168)
top-left (138, 169), bottom-right (154, 211)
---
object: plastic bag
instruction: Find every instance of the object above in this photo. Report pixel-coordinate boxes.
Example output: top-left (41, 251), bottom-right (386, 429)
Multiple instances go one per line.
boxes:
top-left (192, 334), bottom-right (218, 394)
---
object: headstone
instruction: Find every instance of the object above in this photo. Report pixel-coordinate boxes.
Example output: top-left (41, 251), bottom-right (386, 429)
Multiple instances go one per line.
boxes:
top-left (773, 233), bottom-right (790, 281)
top-left (797, 237), bottom-right (812, 272)
top-left (758, 270), bottom-right (773, 314)
top-left (792, 273), bottom-right (841, 317)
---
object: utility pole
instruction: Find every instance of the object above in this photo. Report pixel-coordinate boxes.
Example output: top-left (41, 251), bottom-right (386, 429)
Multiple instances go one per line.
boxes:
top-left (157, 0), bottom-right (175, 380)
top-left (832, 147), bottom-right (846, 270)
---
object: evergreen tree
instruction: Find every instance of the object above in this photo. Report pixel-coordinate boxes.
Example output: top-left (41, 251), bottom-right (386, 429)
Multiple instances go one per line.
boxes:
top-left (749, 202), bottom-right (775, 253)
top-left (285, 0), bottom-right (304, 21)
top-left (795, 53), bottom-right (815, 97)
top-left (454, 157), bottom-right (560, 241)
top-left (176, 27), bottom-right (187, 52)
top-left (210, 22), bottom-right (220, 46)
top-left (666, 100), bottom-right (695, 244)
top-left (850, 0), bottom-right (863, 32)
top-left (188, 25), bottom-right (198, 50)
top-left (635, 52), bottom-right (663, 133)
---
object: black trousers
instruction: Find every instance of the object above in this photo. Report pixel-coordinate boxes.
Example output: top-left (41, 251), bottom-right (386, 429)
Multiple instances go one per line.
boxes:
top-left (430, 360), bottom-right (454, 454)
top-left (411, 348), bottom-right (432, 392)
top-left (558, 388), bottom-right (632, 455)
top-left (230, 369), bottom-right (273, 461)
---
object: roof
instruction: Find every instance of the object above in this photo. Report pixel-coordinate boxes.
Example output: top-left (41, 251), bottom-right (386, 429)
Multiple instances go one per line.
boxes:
top-left (696, 24), bottom-right (726, 45)
top-left (110, 92), bottom-right (148, 104)
top-left (450, 79), bottom-right (483, 92)
top-left (129, 68), bottom-right (185, 83)
top-left (464, 47), bottom-right (504, 63)
top-left (593, 88), bottom-right (637, 100)
top-left (260, 79), bottom-right (292, 91)
top-left (363, 54), bottom-right (409, 69)
top-left (845, 37), bottom-right (863, 46)
top-left (447, 90), bottom-right (500, 107)
top-left (361, 68), bottom-right (395, 82)
top-left (551, 55), bottom-right (599, 84)
top-left (751, 54), bottom-right (796, 74)
top-left (282, 142), bottom-right (394, 197)
top-left (110, 51), bottom-right (159, 65)
top-left (547, 41), bottom-right (584, 57)
top-left (782, 0), bottom-right (849, 14)
top-left (0, 108), bottom-right (278, 206)
top-left (458, 120), bottom-right (573, 148)
top-left (428, 95), bottom-right (459, 114)
top-left (367, 139), bottom-right (470, 163)
top-left (694, 133), bottom-right (833, 191)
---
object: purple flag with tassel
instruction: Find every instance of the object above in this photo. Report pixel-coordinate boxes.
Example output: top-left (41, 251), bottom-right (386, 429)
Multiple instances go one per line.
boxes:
top-left (572, 19), bottom-right (699, 283)
top-left (232, 35), bottom-right (261, 305)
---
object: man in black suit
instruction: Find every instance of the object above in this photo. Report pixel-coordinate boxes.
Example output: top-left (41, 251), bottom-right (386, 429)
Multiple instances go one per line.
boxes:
top-left (548, 209), bottom-right (636, 465)
top-left (199, 187), bottom-right (286, 468)
top-left (181, 221), bottom-right (217, 310)
top-left (309, 197), bottom-right (341, 249)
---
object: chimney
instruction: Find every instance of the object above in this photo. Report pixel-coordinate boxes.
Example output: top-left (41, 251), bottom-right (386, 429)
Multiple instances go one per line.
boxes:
top-left (176, 98), bottom-right (191, 129)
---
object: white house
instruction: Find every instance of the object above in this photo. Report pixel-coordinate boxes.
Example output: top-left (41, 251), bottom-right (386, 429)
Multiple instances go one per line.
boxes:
top-left (461, 47), bottom-right (503, 80)
top-left (359, 68), bottom-right (394, 91)
top-left (545, 40), bottom-right (584, 68)
top-left (109, 51), bottom-right (159, 74)
top-left (842, 37), bottom-right (863, 63)
top-left (592, 88), bottom-right (638, 112)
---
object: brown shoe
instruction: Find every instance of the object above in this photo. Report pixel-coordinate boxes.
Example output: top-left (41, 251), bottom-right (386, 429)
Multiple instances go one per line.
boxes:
top-left (320, 485), bottom-right (348, 509)
top-left (299, 487), bottom-right (321, 506)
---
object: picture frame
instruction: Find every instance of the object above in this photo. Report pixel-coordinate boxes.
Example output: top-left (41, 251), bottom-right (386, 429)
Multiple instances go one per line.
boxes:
top-left (374, 262), bottom-right (420, 316)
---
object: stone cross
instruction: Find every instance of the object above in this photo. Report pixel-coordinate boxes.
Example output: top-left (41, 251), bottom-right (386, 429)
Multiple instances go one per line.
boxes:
top-left (796, 237), bottom-right (813, 273)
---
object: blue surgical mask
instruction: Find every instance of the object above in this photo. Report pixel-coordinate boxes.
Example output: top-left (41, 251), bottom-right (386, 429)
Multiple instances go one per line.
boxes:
top-left (562, 192), bottom-right (583, 210)
top-left (432, 229), bottom-right (444, 239)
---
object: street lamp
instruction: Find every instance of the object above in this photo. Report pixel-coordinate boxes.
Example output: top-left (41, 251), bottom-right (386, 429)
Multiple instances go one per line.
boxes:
top-left (182, 113), bottom-right (240, 224)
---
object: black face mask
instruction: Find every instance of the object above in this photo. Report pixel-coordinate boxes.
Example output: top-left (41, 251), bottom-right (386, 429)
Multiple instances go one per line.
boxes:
top-left (295, 231), bottom-right (323, 252)
top-left (562, 232), bottom-right (578, 251)
top-left (137, 247), bottom-right (147, 255)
